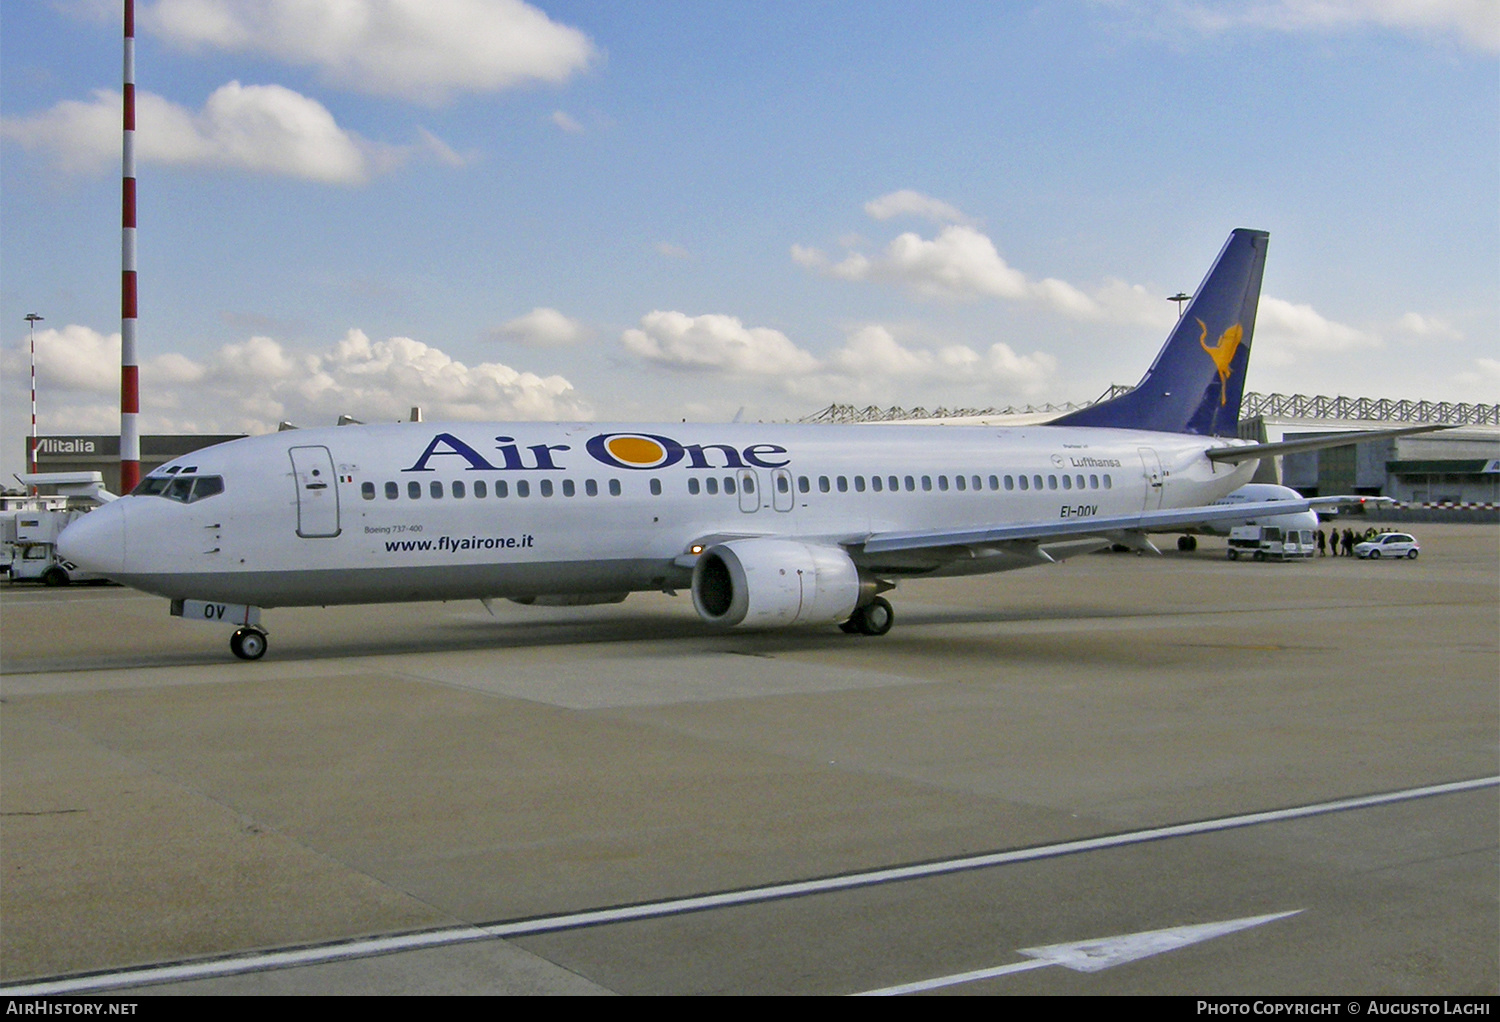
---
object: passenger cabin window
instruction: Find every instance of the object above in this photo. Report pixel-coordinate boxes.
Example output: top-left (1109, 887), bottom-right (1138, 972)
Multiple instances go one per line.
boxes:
top-left (586, 479), bottom-right (598, 497)
top-left (650, 479), bottom-right (662, 496)
top-left (385, 481), bottom-right (399, 500)
top-left (540, 480), bottom-right (554, 497)
top-left (495, 480), bottom-right (509, 498)
top-left (361, 481), bottom-right (376, 500)
top-left (452, 480), bottom-right (466, 498)
top-left (706, 477), bottom-right (719, 495)
top-left (430, 481), bottom-right (443, 499)
top-left (517, 480), bottom-right (531, 498)
top-left (474, 480), bottom-right (488, 498)
top-left (408, 481), bottom-right (421, 499)
top-left (798, 476), bottom-right (810, 493)
top-left (563, 479), bottom-right (575, 497)
top-left (609, 479), bottom-right (621, 496)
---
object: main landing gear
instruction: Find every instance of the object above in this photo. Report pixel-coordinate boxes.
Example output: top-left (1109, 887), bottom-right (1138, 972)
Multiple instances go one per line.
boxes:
top-left (230, 626), bottom-right (269, 661)
top-left (840, 596), bottom-right (894, 636)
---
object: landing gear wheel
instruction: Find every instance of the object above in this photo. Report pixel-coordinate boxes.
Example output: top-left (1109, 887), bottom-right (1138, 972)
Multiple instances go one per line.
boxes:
top-left (1177, 535), bottom-right (1197, 551)
top-left (847, 596), bottom-right (894, 637)
top-left (230, 627), bottom-right (268, 661)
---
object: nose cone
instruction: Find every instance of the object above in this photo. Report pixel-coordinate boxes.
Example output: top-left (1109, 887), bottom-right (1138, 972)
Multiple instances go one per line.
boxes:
top-left (57, 499), bottom-right (127, 576)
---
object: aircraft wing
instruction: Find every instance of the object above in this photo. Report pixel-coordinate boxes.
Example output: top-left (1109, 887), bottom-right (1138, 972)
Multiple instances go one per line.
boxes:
top-left (857, 498), bottom-right (1313, 556)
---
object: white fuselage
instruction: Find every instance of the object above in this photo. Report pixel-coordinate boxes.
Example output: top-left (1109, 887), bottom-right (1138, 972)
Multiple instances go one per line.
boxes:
top-left (61, 421), bottom-right (1257, 608)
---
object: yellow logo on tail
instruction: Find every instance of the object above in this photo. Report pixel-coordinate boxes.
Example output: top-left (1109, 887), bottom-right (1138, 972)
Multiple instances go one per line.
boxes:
top-left (1198, 319), bottom-right (1243, 406)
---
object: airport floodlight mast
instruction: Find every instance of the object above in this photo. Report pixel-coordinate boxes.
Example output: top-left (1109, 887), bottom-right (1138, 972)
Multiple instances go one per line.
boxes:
top-left (1169, 292), bottom-right (1192, 319)
top-left (25, 313), bottom-right (43, 486)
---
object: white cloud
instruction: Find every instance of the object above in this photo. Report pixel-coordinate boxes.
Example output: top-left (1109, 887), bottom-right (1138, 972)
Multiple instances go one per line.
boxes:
top-left (1252, 296), bottom-right (1383, 368)
top-left (415, 126), bottom-right (473, 168)
top-left (551, 110), bottom-right (585, 134)
top-left (796, 223), bottom-right (1172, 327)
top-left (810, 325), bottom-right (1058, 400)
top-left (2, 84), bottom-right (380, 183)
top-left (655, 241), bottom-right (693, 260)
top-left (143, 0), bottom-right (598, 103)
top-left (863, 190), bottom-right (972, 225)
top-left (1159, 0), bottom-right (1498, 53)
top-left (622, 311), bottom-right (821, 376)
top-left (495, 307), bottom-right (588, 347)
top-left (2, 325), bottom-right (589, 436)
top-left (1393, 311), bottom-right (1464, 341)
top-left (619, 314), bottom-right (1059, 405)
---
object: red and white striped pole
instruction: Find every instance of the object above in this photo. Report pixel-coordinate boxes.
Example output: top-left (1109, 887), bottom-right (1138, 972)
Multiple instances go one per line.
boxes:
top-left (120, 0), bottom-right (141, 494)
top-left (25, 313), bottom-right (43, 491)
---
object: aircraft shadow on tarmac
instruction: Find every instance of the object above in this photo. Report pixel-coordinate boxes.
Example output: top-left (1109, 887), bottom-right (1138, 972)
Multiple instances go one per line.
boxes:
top-left (3, 599), bottom-right (1222, 674)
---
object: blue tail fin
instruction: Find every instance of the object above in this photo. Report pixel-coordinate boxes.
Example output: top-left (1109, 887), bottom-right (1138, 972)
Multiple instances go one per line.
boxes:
top-left (1051, 228), bottom-right (1268, 437)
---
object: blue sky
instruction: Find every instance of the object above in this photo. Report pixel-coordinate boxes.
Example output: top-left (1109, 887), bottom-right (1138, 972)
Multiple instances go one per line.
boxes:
top-left (2, 0), bottom-right (1496, 479)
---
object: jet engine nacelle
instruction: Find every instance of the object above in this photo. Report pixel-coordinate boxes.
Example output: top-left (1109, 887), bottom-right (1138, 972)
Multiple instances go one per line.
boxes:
top-left (691, 539), bottom-right (861, 628)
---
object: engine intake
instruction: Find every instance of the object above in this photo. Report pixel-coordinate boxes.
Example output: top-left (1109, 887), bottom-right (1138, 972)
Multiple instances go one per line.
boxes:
top-left (691, 539), bottom-right (860, 628)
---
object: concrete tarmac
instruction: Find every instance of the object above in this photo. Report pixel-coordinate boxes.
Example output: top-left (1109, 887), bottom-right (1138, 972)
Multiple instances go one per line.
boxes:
top-left (1, 524), bottom-right (1495, 995)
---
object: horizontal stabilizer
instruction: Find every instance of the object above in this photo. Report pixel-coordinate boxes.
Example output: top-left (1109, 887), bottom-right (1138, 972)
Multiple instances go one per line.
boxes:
top-left (1206, 424), bottom-right (1450, 464)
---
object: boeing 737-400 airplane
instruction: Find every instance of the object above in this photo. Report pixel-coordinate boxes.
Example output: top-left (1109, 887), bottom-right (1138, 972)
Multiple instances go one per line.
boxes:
top-left (57, 229), bottom-right (1440, 659)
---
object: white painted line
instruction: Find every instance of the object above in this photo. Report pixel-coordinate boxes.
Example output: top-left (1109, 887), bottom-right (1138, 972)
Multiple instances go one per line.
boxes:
top-left (855, 910), bottom-right (1304, 995)
top-left (4, 775), bottom-right (1493, 996)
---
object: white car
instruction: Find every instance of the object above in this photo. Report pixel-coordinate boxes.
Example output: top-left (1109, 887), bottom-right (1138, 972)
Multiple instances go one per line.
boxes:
top-left (1353, 532), bottom-right (1420, 560)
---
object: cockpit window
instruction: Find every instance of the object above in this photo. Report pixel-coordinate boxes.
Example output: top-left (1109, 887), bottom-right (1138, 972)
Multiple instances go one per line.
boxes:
top-left (132, 472), bottom-right (225, 504)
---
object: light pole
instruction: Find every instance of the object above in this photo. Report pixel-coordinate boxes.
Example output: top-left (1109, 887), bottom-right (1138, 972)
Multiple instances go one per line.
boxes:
top-left (1169, 292), bottom-right (1192, 319)
top-left (25, 313), bottom-right (43, 483)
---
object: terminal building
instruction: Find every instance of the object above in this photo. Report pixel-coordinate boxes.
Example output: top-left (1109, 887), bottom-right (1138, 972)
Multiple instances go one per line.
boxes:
top-left (25, 434), bottom-right (246, 495)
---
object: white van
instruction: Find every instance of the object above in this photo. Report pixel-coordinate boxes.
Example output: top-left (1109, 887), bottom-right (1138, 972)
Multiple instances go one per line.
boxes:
top-left (1226, 524), bottom-right (1315, 561)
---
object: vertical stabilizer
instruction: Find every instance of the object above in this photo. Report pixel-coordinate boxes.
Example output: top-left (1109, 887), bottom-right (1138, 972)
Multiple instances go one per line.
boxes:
top-left (1052, 229), bottom-right (1268, 436)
